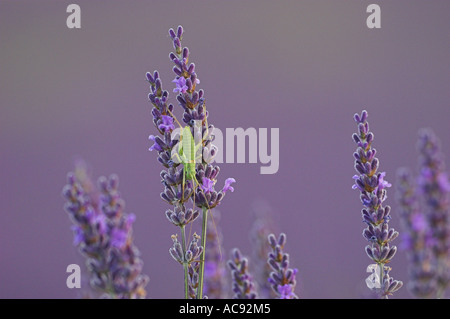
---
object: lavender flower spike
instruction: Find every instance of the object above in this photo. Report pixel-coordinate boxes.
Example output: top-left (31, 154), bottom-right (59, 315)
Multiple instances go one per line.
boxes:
top-left (267, 233), bottom-right (298, 299)
top-left (227, 248), bottom-right (258, 299)
top-left (146, 25), bottom-right (235, 299)
top-left (62, 166), bottom-right (148, 298)
top-left (352, 110), bottom-right (402, 298)
top-left (417, 128), bottom-right (450, 297)
top-left (396, 168), bottom-right (436, 298)
top-left (97, 174), bottom-right (149, 298)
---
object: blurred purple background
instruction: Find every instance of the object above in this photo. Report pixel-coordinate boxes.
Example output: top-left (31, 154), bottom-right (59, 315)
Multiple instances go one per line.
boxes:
top-left (1, 1), bottom-right (449, 298)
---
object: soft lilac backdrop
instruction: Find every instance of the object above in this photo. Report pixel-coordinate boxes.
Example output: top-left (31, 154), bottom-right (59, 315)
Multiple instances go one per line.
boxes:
top-left (1, 1), bottom-right (449, 298)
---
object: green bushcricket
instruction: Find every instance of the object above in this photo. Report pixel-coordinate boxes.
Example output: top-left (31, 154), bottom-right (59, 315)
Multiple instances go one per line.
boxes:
top-left (168, 109), bottom-right (220, 299)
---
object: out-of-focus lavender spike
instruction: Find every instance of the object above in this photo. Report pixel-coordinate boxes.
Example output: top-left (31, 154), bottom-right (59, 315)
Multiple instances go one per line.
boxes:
top-left (396, 167), bottom-right (437, 298)
top-left (248, 200), bottom-right (279, 298)
top-left (203, 210), bottom-right (228, 298)
top-left (266, 233), bottom-right (298, 299)
top-left (416, 128), bottom-right (449, 297)
top-left (97, 174), bottom-right (149, 298)
top-left (352, 110), bottom-right (402, 298)
top-left (62, 166), bottom-right (148, 299)
top-left (227, 248), bottom-right (258, 299)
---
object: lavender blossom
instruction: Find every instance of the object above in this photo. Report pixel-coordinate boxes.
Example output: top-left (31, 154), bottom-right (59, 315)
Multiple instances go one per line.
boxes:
top-left (416, 128), bottom-right (450, 297)
top-left (352, 110), bottom-right (402, 298)
top-left (227, 248), bottom-right (258, 299)
top-left (146, 25), bottom-right (235, 299)
top-left (267, 233), bottom-right (298, 299)
top-left (172, 77), bottom-right (188, 94)
top-left (396, 168), bottom-right (436, 298)
top-left (62, 168), bottom-right (148, 298)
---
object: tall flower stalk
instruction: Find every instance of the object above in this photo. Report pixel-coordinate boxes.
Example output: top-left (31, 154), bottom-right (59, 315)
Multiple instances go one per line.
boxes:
top-left (351, 110), bottom-right (403, 298)
top-left (146, 25), bottom-right (235, 299)
top-left (62, 165), bottom-right (148, 298)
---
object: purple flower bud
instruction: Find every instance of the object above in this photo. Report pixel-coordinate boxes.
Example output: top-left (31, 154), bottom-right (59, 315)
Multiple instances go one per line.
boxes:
top-left (173, 66), bottom-right (182, 76)
top-left (149, 135), bottom-right (163, 152)
top-left (155, 78), bottom-right (162, 90)
top-left (188, 63), bottom-right (195, 74)
top-left (177, 25), bottom-right (183, 38)
top-left (366, 132), bottom-right (374, 144)
top-left (173, 37), bottom-right (181, 54)
top-left (168, 28), bottom-right (176, 39)
top-left (185, 77), bottom-right (193, 92)
top-left (183, 47), bottom-right (189, 60)
top-left (146, 72), bottom-right (154, 83)
top-left (386, 246), bottom-right (397, 261)
top-left (360, 110), bottom-right (368, 122)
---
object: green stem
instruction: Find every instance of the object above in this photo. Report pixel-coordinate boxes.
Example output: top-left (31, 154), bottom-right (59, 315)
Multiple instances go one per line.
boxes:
top-left (196, 207), bottom-right (208, 299)
top-left (180, 225), bottom-right (189, 299)
top-left (378, 262), bottom-right (387, 299)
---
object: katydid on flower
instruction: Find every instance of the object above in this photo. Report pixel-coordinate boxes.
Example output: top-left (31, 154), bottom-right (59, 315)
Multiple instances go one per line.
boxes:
top-left (168, 108), bottom-right (223, 298)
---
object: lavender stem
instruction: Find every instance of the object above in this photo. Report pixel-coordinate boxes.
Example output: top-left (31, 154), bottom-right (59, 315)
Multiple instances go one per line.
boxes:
top-left (180, 225), bottom-right (189, 299)
top-left (197, 207), bottom-right (208, 299)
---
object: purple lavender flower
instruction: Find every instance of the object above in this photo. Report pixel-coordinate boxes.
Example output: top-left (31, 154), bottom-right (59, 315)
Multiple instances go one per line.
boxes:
top-left (267, 233), bottom-right (298, 299)
top-left (201, 177), bottom-right (215, 194)
top-left (416, 128), bottom-right (449, 297)
top-left (110, 227), bottom-right (128, 249)
top-left (146, 25), bottom-right (235, 299)
top-left (277, 284), bottom-right (295, 299)
top-left (223, 178), bottom-right (236, 193)
top-left (352, 110), bottom-right (402, 298)
top-left (396, 167), bottom-right (436, 298)
top-left (227, 248), bottom-right (258, 299)
top-left (148, 135), bottom-right (163, 152)
top-left (158, 115), bottom-right (176, 132)
top-left (172, 77), bottom-right (188, 94)
top-left (62, 167), bottom-right (148, 298)
top-left (71, 225), bottom-right (84, 246)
